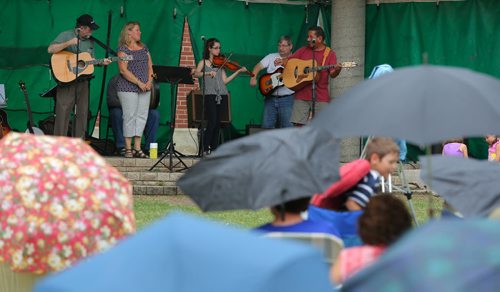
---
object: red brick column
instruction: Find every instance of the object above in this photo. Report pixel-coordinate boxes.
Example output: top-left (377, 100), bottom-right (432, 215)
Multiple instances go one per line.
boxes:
top-left (176, 18), bottom-right (199, 128)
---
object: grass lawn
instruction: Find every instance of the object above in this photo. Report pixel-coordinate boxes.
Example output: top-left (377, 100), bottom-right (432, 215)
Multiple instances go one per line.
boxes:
top-left (133, 193), bottom-right (443, 230)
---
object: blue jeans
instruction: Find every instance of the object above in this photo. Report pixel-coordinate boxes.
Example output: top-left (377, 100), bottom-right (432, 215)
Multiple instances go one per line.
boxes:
top-left (109, 107), bottom-right (160, 150)
top-left (262, 94), bottom-right (294, 128)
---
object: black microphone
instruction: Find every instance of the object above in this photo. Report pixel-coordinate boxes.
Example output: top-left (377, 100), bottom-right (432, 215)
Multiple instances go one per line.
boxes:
top-left (311, 38), bottom-right (316, 44)
top-left (201, 35), bottom-right (206, 41)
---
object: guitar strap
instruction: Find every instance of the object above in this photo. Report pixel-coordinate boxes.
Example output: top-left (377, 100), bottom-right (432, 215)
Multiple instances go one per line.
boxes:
top-left (89, 36), bottom-right (118, 56)
top-left (321, 47), bottom-right (331, 66)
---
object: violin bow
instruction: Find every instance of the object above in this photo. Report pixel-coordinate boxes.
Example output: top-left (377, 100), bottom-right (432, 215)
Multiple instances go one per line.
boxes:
top-left (214, 52), bottom-right (234, 73)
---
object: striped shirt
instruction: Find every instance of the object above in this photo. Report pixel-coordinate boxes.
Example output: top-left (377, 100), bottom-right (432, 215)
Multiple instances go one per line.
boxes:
top-left (344, 170), bottom-right (381, 208)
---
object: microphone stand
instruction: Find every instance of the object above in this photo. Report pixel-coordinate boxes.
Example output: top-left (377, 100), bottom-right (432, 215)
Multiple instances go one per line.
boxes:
top-left (72, 28), bottom-right (81, 138)
top-left (310, 41), bottom-right (317, 119)
top-left (199, 37), bottom-right (207, 157)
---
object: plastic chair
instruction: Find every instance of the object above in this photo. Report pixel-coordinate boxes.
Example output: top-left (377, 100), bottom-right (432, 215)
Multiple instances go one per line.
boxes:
top-left (0, 264), bottom-right (42, 292)
top-left (265, 232), bottom-right (344, 265)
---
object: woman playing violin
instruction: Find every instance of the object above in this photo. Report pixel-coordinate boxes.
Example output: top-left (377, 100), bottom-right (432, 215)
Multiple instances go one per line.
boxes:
top-left (193, 38), bottom-right (247, 155)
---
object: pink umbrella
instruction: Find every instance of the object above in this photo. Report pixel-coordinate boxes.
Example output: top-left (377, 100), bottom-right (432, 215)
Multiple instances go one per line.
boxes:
top-left (0, 133), bottom-right (135, 274)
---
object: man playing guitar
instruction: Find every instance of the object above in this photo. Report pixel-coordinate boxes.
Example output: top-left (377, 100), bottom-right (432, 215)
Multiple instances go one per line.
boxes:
top-left (48, 14), bottom-right (111, 139)
top-left (250, 36), bottom-right (295, 129)
top-left (276, 26), bottom-right (342, 126)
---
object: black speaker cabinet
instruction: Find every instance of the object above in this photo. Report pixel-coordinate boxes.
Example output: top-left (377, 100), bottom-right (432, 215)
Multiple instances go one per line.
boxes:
top-left (187, 90), bottom-right (231, 128)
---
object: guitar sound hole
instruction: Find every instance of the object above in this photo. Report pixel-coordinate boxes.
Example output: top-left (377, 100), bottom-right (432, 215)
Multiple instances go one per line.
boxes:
top-left (77, 60), bottom-right (86, 68)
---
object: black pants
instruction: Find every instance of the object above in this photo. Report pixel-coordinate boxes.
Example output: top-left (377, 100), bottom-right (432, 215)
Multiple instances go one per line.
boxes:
top-left (203, 94), bottom-right (228, 151)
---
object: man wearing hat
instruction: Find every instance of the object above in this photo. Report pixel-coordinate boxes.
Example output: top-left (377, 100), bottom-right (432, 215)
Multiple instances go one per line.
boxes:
top-left (48, 14), bottom-right (111, 139)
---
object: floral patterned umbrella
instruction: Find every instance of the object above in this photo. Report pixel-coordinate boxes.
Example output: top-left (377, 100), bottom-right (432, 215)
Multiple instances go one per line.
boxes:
top-left (0, 133), bottom-right (135, 274)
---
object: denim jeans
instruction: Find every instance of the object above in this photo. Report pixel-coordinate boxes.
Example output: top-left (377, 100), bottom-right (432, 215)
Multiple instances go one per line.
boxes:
top-left (262, 94), bottom-right (294, 129)
top-left (109, 107), bottom-right (160, 150)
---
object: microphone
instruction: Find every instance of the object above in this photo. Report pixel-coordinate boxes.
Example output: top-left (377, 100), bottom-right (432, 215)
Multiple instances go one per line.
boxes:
top-left (201, 35), bottom-right (206, 41)
top-left (311, 38), bottom-right (316, 44)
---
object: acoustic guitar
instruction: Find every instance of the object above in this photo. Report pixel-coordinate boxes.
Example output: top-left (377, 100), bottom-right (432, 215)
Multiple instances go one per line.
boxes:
top-left (258, 68), bottom-right (284, 96)
top-left (51, 51), bottom-right (133, 84)
top-left (19, 81), bottom-right (44, 135)
top-left (0, 109), bottom-right (11, 139)
top-left (282, 59), bottom-right (358, 91)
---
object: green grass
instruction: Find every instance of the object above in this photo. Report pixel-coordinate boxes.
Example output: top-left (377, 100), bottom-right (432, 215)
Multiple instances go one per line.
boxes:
top-left (133, 194), bottom-right (443, 230)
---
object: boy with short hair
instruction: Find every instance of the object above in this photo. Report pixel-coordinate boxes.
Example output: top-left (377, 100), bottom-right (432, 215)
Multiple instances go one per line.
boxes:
top-left (343, 137), bottom-right (400, 211)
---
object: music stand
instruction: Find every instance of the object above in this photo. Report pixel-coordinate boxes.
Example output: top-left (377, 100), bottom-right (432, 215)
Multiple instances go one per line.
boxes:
top-left (149, 65), bottom-right (194, 172)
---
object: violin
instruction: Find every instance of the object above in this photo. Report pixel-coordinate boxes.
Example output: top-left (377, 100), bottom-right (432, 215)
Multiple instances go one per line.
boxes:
top-left (212, 55), bottom-right (254, 77)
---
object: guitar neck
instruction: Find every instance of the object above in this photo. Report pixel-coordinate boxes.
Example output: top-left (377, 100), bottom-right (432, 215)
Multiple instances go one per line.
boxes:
top-left (310, 64), bottom-right (337, 73)
top-left (86, 56), bottom-right (122, 65)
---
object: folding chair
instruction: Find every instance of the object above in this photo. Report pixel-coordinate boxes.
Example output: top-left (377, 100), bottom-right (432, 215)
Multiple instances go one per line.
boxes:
top-left (265, 232), bottom-right (344, 265)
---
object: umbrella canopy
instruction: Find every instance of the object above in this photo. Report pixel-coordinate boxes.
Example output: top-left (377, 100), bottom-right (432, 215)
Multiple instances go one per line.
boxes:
top-left (0, 133), bottom-right (135, 274)
top-left (177, 126), bottom-right (340, 211)
top-left (35, 212), bottom-right (333, 292)
top-left (342, 219), bottom-right (500, 291)
top-left (311, 65), bottom-right (500, 146)
top-left (420, 155), bottom-right (500, 217)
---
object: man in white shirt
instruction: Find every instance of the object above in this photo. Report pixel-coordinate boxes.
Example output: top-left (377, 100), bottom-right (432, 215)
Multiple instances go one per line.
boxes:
top-left (250, 36), bottom-right (294, 128)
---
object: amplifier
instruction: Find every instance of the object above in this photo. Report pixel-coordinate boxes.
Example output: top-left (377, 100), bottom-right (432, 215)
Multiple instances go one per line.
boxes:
top-left (187, 90), bottom-right (231, 127)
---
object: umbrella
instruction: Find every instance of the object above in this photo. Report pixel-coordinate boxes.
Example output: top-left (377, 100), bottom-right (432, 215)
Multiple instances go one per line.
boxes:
top-left (342, 219), bottom-right (500, 291)
top-left (35, 212), bottom-right (333, 292)
top-left (420, 155), bottom-right (500, 217)
top-left (0, 133), bottom-right (135, 274)
top-left (177, 126), bottom-right (340, 211)
top-left (310, 65), bottom-right (500, 146)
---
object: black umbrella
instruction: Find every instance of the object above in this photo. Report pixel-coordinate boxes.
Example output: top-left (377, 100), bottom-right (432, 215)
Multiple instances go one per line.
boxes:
top-left (177, 127), bottom-right (340, 211)
top-left (420, 155), bottom-right (500, 217)
top-left (311, 65), bottom-right (500, 146)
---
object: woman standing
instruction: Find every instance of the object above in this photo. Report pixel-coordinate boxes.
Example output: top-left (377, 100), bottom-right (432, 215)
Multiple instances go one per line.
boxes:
top-left (116, 21), bottom-right (153, 158)
top-left (193, 38), bottom-right (247, 155)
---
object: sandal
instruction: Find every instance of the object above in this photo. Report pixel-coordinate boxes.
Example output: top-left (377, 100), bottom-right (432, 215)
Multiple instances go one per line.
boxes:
top-left (133, 149), bottom-right (149, 158)
top-left (124, 149), bottom-right (133, 158)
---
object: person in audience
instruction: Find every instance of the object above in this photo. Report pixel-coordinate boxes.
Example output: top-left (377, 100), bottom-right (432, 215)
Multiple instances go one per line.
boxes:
top-left (308, 137), bottom-right (400, 247)
top-left (107, 75), bottom-right (160, 156)
top-left (442, 138), bottom-right (468, 157)
top-left (255, 197), bottom-right (340, 237)
top-left (330, 194), bottom-right (412, 285)
top-left (343, 137), bottom-right (400, 211)
top-left (485, 135), bottom-right (500, 161)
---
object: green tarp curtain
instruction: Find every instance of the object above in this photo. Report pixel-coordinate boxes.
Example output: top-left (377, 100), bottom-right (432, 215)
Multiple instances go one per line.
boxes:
top-left (0, 0), bottom-right (324, 150)
top-left (365, 0), bottom-right (500, 159)
top-left (1, 0), bottom-right (498, 157)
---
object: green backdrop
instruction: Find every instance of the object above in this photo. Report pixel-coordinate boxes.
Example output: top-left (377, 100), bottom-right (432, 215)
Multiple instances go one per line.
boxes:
top-left (0, 0), bottom-right (327, 150)
top-left (1, 0), bottom-right (498, 157)
top-left (365, 0), bottom-right (500, 159)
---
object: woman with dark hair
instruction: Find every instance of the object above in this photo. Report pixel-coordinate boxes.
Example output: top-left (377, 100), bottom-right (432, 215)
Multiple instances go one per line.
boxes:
top-left (193, 38), bottom-right (247, 155)
top-left (330, 194), bottom-right (413, 284)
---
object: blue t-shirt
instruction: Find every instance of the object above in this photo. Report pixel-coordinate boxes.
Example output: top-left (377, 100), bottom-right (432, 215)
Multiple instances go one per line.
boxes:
top-left (255, 219), bottom-right (340, 238)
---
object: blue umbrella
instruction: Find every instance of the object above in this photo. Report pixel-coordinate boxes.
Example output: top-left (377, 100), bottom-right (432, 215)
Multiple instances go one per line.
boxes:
top-left (35, 213), bottom-right (333, 292)
top-left (342, 219), bottom-right (500, 291)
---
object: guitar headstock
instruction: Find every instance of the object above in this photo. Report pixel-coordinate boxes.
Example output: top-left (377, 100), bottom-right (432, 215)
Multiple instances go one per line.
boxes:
top-left (340, 61), bottom-right (358, 68)
top-left (121, 54), bottom-right (134, 61)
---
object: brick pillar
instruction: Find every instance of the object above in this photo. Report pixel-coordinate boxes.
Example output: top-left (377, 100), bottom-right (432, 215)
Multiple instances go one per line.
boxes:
top-left (176, 18), bottom-right (199, 128)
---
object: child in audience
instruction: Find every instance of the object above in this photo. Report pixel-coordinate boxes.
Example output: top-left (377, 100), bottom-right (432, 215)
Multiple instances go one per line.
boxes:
top-left (485, 135), bottom-right (500, 161)
top-left (255, 197), bottom-right (340, 237)
top-left (442, 138), bottom-right (468, 157)
top-left (330, 194), bottom-right (412, 285)
top-left (343, 137), bottom-right (400, 211)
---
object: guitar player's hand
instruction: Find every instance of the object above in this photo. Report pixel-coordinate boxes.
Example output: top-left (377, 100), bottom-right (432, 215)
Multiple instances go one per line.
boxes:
top-left (102, 58), bottom-right (112, 66)
top-left (249, 76), bottom-right (257, 87)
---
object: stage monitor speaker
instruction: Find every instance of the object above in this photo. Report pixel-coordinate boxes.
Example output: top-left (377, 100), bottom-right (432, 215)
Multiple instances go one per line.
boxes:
top-left (187, 90), bottom-right (231, 128)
